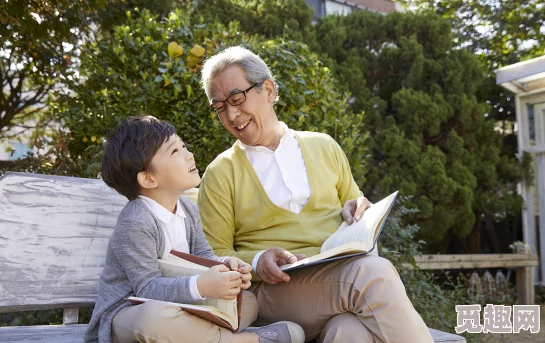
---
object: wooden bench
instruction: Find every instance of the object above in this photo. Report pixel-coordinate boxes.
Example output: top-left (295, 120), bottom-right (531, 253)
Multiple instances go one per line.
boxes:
top-left (0, 172), bottom-right (466, 342)
top-left (414, 253), bottom-right (539, 304)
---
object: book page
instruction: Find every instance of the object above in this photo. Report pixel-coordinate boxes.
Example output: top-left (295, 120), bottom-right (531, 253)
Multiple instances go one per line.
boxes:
top-left (158, 259), bottom-right (208, 277)
top-left (191, 297), bottom-right (238, 323)
top-left (164, 254), bottom-right (209, 272)
top-left (280, 241), bottom-right (368, 271)
top-left (320, 191), bottom-right (398, 253)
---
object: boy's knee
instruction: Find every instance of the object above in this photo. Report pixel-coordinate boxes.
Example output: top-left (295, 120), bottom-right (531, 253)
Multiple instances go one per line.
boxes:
top-left (133, 300), bottom-right (181, 329)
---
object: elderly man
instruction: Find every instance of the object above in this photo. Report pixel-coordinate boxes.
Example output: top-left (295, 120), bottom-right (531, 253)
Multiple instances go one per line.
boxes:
top-left (197, 46), bottom-right (433, 343)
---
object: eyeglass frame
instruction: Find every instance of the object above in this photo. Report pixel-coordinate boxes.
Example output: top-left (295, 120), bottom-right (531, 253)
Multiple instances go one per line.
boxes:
top-left (209, 81), bottom-right (264, 115)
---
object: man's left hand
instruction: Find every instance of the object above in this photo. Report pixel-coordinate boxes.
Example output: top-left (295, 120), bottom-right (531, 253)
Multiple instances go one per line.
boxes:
top-left (223, 257), bottom-right (252, 289)
top-left (341, 196), bottom-right (372, 225)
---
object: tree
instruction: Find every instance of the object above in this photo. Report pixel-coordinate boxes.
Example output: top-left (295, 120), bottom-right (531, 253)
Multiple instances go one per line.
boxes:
top-left (187, 0), bottom-right (316, 43)
top-left (314, 10), bottom-right (523, 252)
top-left (401, 0), bottom-right (543, 251)
top-left (53, 9), bottom-right (367, 183)
top-left (0, 0), bottom-right (178, 141)
top-left (0, 0), bottom-right (100, 139)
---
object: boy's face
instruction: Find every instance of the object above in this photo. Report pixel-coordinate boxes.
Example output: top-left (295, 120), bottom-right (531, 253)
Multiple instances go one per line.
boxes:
top-left (148, 134), bottom-right (201, 193)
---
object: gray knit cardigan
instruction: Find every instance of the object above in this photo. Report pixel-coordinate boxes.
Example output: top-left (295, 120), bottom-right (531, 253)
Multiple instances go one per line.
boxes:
top-left (84, 196), bottom-right (222, 343)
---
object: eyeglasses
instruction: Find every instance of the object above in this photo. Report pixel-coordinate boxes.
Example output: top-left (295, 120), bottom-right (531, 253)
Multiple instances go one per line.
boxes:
top-left (209, 82), bottom-right (263, 115)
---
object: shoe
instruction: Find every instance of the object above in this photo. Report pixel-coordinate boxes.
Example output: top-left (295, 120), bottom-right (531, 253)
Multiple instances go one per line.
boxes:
top-left (243, 321), bottom-right (305, 343)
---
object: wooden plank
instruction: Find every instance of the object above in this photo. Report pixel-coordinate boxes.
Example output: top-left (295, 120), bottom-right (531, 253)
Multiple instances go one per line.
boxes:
top-left (412, 254), bottom-right (539, 270)
top-left (0, 324), bottom-right (88, 342)
top-left (429, 328), bottom-right (466, 343)
top-left (0, 173), bottom-right (126, 312)
top-left (0, 324), bottom-right (466, 343)
top-left (517, 266), bottom-right (534, 305)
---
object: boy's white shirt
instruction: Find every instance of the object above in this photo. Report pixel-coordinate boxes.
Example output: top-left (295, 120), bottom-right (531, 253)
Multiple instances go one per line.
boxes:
top-left (138, 195), bottom-right (205, 301)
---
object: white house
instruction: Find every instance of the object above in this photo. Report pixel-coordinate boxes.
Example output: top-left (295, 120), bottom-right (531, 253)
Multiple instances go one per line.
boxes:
top-left (496, 55), bottom-right (545, 284)
top-left (305, 0), bottom-right (400, 22)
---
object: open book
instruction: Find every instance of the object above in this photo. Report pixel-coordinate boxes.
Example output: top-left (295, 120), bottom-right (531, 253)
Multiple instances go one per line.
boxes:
top-left (126, 250), bottom-right (242, 332)
top-left (280, 191), bottom-right (399, 272)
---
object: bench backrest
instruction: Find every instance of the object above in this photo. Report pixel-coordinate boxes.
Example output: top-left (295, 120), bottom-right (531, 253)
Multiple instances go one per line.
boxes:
top-left (0, 172), bottom-right (198, 313)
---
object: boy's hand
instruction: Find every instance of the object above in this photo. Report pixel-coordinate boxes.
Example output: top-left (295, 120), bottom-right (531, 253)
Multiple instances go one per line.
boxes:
top-left (223, 257), bottom-right (252, 289)
top-left (197, 264), bottom-right (243, 300)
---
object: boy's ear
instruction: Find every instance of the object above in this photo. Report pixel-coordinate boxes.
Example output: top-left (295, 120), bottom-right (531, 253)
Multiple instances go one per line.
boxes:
top-left (137, 171), bottom-right (158, 190)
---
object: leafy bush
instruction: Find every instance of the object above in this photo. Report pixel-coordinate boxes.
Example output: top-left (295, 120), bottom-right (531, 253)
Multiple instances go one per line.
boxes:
top-left (380, 198), bottom-right (470, 337)
top-left (52, 9), bottom-right (367, 184)
top-left (313, 10), bottom-right (524, 251)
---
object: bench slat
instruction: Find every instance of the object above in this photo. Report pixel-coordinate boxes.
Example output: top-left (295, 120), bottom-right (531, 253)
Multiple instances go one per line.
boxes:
top-left (428, 328), bottom-right (466, 342)
top-left (0, 324), bottom-right (88, 342)
top-left (0, 173), bottom-right (127, 312)
top-left (0, 325), bottom-right (466, 343)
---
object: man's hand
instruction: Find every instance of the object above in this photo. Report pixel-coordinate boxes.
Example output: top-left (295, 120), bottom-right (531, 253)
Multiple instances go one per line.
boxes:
top-left (196, 264), bottom-right (243, 300)
top-left (256, 248), bottom-right (306, 284)
top-left (223, 257), bottom-right (252, 289)
top-left (341, 196), bottom-right (372, 225)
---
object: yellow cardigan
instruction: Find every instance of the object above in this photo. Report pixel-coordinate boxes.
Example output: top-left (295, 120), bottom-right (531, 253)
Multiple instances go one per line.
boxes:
top-left (198, 130), bottom-right (361, 267)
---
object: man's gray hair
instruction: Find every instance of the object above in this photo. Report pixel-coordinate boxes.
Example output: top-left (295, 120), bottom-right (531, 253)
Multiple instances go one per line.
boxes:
top-left (201, 46), bottom-right (278, 100)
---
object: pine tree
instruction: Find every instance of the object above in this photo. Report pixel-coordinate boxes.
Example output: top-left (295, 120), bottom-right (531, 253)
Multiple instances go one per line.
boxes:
top-left (315, 11), bottom-right (523, 251)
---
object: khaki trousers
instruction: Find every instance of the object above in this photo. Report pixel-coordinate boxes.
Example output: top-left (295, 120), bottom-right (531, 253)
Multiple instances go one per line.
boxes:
top-left (249, 255), bottom-right (433, 343)
top-left (111, 291), bottom-right (258, 343)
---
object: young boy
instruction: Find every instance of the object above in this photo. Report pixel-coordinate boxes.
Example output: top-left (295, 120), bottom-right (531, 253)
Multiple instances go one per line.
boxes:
top-left (84, 115), bottom-right (304, 343)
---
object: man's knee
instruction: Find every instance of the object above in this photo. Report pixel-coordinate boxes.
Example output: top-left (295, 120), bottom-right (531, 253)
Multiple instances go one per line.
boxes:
top-left (348, 255), bottom-right (399, 278)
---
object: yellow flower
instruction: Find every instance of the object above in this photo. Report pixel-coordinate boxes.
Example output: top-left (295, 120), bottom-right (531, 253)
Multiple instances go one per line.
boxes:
top-left (168, 42), bottom-right (184, 58)
top-left (190, 44), bottom-right (205, 57)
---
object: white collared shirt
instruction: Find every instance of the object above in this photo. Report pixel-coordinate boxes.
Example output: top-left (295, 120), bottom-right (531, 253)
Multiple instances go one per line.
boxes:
top-left (138, 195), bottom-right (204, 301)
top-left (238, 122), bottom-right (311, 214)
top-left (238, 122), bottom-right (312, 271)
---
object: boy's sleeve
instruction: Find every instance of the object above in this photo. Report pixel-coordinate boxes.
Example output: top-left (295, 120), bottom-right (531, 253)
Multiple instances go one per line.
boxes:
top-left (110, 219), bottom-right (195, 304)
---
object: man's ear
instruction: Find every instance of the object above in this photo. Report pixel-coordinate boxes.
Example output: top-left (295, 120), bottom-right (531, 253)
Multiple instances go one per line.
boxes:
top-left (263, 79), bottom-right (276, 103)
top-left (137, 171), bottom-right (158, 190)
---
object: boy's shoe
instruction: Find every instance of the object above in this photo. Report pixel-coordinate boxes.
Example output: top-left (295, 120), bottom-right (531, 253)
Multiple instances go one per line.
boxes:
top-left (243, 321), bottom-right (305, 343)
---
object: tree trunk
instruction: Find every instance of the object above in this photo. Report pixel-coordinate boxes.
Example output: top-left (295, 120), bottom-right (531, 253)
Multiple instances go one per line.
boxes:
top-left (484, 214), bottom-right (501, 253)
top-left (467, 212), bottom-right (482, 253)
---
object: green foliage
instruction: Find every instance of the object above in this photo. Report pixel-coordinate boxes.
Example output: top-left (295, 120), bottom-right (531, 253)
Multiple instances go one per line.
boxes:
top-left (0, 309), bottom-right (62, 327)
top-left (0, 0), bottom-right (101, 138)
top-left (53, 9), bottom-right (366, 183)
top-left (188, 0), bottom-right (316, 44)
top-left (380, 198), bottom-right (473, 338)
top-left (314, 10), bottom-right (524, 250)
top-left (97, 0), bottom-right (178, 31)
top-left (0, 127), bottom-right (94, 178)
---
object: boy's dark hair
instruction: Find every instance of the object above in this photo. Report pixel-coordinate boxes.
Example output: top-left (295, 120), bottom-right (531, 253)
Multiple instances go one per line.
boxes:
top-left (101, 115), bottom-right (176, 200)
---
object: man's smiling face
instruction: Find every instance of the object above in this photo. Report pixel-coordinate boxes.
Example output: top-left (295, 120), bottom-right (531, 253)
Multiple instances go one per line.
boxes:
top-left (209, 65), bottom-right (276, 147)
